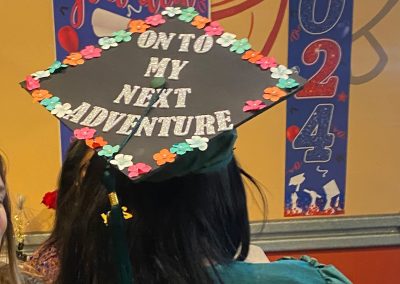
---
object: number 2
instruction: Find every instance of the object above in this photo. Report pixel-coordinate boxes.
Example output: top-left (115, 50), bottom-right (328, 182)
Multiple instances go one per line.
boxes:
top-left (296, 39), bottom-right (341, 99)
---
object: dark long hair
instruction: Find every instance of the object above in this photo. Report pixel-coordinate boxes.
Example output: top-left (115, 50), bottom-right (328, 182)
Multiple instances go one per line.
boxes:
top-left (55, 141), bottom-right (259, 284)
top-left (0, 153), bottom-right (20, 284)
top-left (45, 140), bottom-right (95, 249)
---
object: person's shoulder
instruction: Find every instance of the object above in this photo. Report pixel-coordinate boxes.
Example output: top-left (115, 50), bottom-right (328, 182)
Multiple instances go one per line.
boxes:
top-left (215, 256), bottom-right (352, 284)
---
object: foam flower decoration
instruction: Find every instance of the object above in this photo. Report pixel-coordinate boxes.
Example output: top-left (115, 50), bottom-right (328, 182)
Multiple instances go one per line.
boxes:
top-left (216, 32), bottom-right (237, 47)
top-left (73, 127), bottom-right (96, 140)
top-left (153, 149), bottom-right (176, 166)
top-left (48, 60), bottom-right (67, 73)
top-left (229, 38), bottom-right (251, 54)
top-left (31, 89), bottom-right (52, 102)
top-left (256, 56), bottom-right (277, 70)
top-left (145, 14), bottom-right (166, 26)
top-left (270, 65), bottom-right (293, 80)
top-left (263, 87), bottom-right (287, 102)
top-left (191, 16), bottom-right (210, 29)
top-left (98, 37), bottom-right (118, 49)
top-left (241, 50), bottom-right (263, 63)
top-left (243, 100), bottom-right (267, 112)
top-left (63, 52), bottom-right (85, 66)
top-left (113, 30), bottom-right (133, 42)
top-left (128, 20), bottom-right (150, 33)
top-left (80, 45), bottom-right (102, 59)
top-left (170, 142), bottom-right (193, 155)
top-left (204, 21), bottom-right (224, 36)
top-left (178, 7), bottom-right (199, 22)
top-left (186, 136), bottom-right (209, 151)
top-left (51, 103), bottom-right (73, 118)
top-left (86, 136), bottom-right (108, 149)
top-left (25, 76), bottom-right (40, 91)
top-left (276, 78), bottom-right (300, 89)
top-left (31, 70), bottom-right (50, 80)
top-left (110, 154), bottom-right (134, 170)
top-left (40, 96), bottom-right (61, 111)
top-left (128, 163), bottom-right (152, 178)
top-left (161, 7), bottom-right (182, 17)
top-left (98, 144), bottom-right (120, 157)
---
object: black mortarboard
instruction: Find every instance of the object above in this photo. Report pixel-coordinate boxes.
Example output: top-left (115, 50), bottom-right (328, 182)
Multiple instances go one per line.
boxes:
top-left (22, 7), bottom-right (305, 182)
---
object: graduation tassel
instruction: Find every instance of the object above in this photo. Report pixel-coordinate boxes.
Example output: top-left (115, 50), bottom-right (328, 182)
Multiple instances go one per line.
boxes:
top-left (102, 77), bottom-right (166, 284)
top-left (102, 167), bottom-right (133, 284)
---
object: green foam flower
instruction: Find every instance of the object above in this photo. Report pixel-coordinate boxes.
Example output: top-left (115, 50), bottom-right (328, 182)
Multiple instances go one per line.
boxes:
top-left (229, 38), bottom-right (251, 54)
top-left (112, 30), bottom-right (133, 43)
top-left (178, 7), bottom-right (199, 22)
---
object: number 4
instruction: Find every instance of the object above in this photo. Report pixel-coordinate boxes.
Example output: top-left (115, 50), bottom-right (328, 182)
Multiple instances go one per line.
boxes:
top-left (293, 104), bottom-right (335, 163)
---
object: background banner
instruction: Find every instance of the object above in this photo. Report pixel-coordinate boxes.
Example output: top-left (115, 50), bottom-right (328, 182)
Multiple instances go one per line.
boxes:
top-left (52, 1), bottom-right (210, 155)
top-left (285, 0), bottom-right (353, 216)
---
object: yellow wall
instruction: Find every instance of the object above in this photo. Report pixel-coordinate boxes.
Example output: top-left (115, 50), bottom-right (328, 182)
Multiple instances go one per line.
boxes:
top-left (0, 1), bottom-right (399, 232)
top-left (0, 0), bottom-right (59, 231)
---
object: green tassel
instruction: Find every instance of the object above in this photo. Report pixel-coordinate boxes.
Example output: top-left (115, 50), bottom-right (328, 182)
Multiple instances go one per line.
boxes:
top-left (103, 169), bottom-right (133, 284)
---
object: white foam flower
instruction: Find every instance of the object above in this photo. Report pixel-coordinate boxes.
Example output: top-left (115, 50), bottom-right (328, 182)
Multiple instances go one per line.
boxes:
top-left (31, 70), bottom-right (51, 79)
top-left (110, 154), bottom-right (133, 170)
top-left (270, 65), bottom-right (293, 80)
top-left (186, 136), bottom-right (209, 151)
top-left (161, 7), bottom-right (182, 17)
top-left (98, 37), bottom-right (118, 50)
top-left (51, 103), bottom-right (73, 118)
top-left (216, 32), bottom-right (237, 47)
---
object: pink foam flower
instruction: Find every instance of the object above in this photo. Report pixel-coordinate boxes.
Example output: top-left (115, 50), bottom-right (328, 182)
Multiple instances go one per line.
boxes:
top-left (128, 163), bottom-right (152, 178)
top-left (243, 100), bottom-right (267, 112)
top-left (80, 45), bottom-right (102, 59)
top-left (145, 14), bottom-right (166, 26)
top-left (256, 56), bottom-right (277, 70)
top-left (25, 75), bottom-right (40, 91)
top-left (73, 127), bottom-right (96, 140)
top-left (204, 21), bottom-right (224, 36)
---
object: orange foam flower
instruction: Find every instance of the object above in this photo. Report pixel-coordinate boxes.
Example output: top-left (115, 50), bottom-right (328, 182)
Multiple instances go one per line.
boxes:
top-left (128, 20), bottom-right (150, 33)
top-left (191, 16), bottom-right (210, 29)
top-left (31, 89), bottom-right (52, 102)
top-left (86, 136), bottom-right (108, 149)
top-left (153, 148), bottom-right (176, 166)
top-left (263, 87), bottom-right (287, 102)
top-left (242, 50), bottom-right (263, 63)
top-left (63, 52), bottom-right (84, 66)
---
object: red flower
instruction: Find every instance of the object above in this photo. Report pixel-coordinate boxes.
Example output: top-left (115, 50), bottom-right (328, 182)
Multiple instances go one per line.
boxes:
top-left (42, 190), bottom-right (58, 209)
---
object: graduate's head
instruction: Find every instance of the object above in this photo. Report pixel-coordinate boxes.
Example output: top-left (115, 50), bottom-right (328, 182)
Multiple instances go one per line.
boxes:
top-left (55, 139), bottom-right (258, 284)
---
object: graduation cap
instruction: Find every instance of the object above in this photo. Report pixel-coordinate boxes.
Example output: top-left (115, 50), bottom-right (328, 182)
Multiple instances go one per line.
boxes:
top-left (23, 7), bottom-right (305, 182)
top-left (22, 7), bottom-right (306, 283)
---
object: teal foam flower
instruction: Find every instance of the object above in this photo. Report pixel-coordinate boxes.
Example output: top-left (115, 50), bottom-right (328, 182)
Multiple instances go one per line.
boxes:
top-left (112, 30), bottom-right (133, 43)
top-left (178, 7), bottom-right (199, 22)
top-left (229, 38), bottom-right (251, 54)
top-left (98, 145), bottom-right (120, 157)
top-left (276, 78), bottom-right (299, 89)
top-left (48, 61), bottom-right (67, 73)
top-left (170, 142), bottom-right (193, 155)
top-left (40, 97), bottom-right (61, 111)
